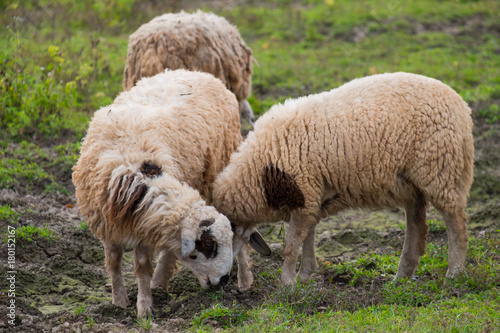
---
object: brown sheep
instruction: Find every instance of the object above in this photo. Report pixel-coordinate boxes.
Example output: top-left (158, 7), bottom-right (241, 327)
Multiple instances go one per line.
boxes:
top-left (123, 10), bottom-right (256, 127)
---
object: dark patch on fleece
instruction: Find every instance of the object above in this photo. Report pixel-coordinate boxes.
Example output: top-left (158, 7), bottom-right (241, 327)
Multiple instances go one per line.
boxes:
top-left (200, 219), bottom-right (215, 228)
top-left (195, 230), bottom-right (218, 259)
top-left (262, 164), bottom-right (305, 210)
top-left (140, 161), bottom-right (162, 178)
top-left (107, 176), bottom-right (148, 229)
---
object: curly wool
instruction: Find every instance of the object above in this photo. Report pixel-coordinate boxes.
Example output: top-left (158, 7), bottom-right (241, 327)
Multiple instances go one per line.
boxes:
top-left (214, 72), bottom-right (474, 223)
top-left (123, 10), bottom-right (254, 124)
top-left (213, 72), bottom-right (474, 287)
top-left (74, 69), bottom-right (241, 244)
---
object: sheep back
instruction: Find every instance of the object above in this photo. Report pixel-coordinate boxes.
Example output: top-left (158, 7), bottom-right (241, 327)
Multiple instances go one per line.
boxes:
top-left (213, 72), bottom-right (474, 225)
top-left (123, 10), bottom-right (253, 105)
top-left (73, 69), bottom-right (242, 241)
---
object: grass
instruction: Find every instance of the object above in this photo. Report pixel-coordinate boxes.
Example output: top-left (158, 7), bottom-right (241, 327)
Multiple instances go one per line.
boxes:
top-left (0, 204), bottom-right (21, 223)
top-left (192, 232), bottom-right (500, 332)
top-left (135, 313), bottom-right (153, 330)
top-left (12, 224), bottom-right (57, 243)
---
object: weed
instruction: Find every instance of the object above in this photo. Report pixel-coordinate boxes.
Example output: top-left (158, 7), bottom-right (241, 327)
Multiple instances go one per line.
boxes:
top-left (135, 313), bottom-right (153, 330)
top-left (78, 221), bottom-right (89, 232)
top-left (74, 302), bottom-right (85, 316)
top-left (43, 182), bottom-right (71, 196)
top-left (12, 224), bottom-right (56, 243)
top-left (0, 44), bottom-right (80, 138)
top-left (0, 157), bottom-right (51, 189)
top-left (86, 315), bottom-right (95, 328)
top-left (427, 219), bottom-right (447, 233)
top-left (0, 204), bottom-right (21, 223)
top-left (193, 303), bottom-right (249, 329)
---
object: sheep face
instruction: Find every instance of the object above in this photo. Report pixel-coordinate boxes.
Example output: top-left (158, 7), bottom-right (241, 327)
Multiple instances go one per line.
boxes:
top-left (177, 207), bottom-right (234, 290)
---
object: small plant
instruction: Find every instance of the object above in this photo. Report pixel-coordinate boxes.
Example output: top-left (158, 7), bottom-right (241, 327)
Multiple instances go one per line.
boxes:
top-left (13, 224), bottom-right (56, 243)
top-left (135, 313), bottom-right (153, 330)
top-left (86, 315), bottom-right (95, 328)
top-left (74, 302), bottom-right (86, 316)
top-left (43, 182), bottom-right (72, 196)
top-left (427, 219), bottom-right (447, 233)
top-left (193, 304), bottom-right (249, 329)
top-left (78, 221), bottom-right (90, 232)
top-left (0, 204), bottom-right (21, 223)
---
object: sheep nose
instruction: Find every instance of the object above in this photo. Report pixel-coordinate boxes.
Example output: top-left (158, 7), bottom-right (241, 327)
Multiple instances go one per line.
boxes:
top-left (220, 274), bottom-right (229, 287)
top-left (208, 278), bottom-right (221, 291)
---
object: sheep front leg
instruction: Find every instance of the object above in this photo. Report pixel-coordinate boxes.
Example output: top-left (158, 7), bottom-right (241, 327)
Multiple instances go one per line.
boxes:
top-left (151, 250), bottom-right (177, 291)
top-left (395, 194), bottom-right (428, 280)
top-left (237, 243), bottom-right (253, 291)
top-left (134, 242), bottom-right (154, 317)
top-left (298, 224), bottom-right (318, 282)
top-left (104, 242), bottom-right (130, 308)
top-left (281, 213), bottom-right (317, 285)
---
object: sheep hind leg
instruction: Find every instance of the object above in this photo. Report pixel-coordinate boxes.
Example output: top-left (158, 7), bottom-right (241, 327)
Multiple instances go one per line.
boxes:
top-left (440, 207), bottom-right (469, 278)
top-left (395, 193), bottom-right (429, 280)
top-left (134, 242), bottom-right (154, 318)
top-left (104, 242), bottom-right (130, 308)
top-left (298, 224), bottom-right (318, 282)
top-left (237, 244), bottom-right (254, 291)
top-left (151, 250), bottom-right (177, 291)
top-left (281, 213), bottom-right (317, 285)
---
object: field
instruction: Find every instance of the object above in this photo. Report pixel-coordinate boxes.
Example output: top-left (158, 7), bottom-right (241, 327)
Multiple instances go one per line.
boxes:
top-left (1, 0), bottom-right (499, 332)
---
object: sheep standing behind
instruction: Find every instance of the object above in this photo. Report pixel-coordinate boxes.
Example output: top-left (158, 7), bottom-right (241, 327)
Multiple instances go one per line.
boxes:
top-left (73, 69), bottom-right (242, 317)
top-left (123, 10), bottom-right (256, 127)
top-left (213, 72), bottom-right (474, 289)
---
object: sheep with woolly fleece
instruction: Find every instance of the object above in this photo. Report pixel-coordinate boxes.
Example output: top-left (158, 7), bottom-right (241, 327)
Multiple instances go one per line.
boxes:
top-left (213, 72), bottom-right (474, 289)
top-left (123, 10), bottom-right (256, 127)
top-left (72, 69), bottom-right (242, 317)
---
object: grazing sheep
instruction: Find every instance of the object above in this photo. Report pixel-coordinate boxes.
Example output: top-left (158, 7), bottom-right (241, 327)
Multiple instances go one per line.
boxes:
top-left (72, 69), bottom-right (242, 317)
top-left (213, 72), bottom-right (474, 289)
top-left (123, 10), bottom-right (256, 127)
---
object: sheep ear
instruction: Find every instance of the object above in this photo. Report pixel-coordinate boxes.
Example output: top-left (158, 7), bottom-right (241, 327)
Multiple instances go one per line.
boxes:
top-left (249, 231), bottom-right (271, 256)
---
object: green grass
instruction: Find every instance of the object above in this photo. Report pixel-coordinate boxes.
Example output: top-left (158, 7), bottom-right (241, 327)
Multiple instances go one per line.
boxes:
top-left (207, 291), bottom-right (499, 333)
top-left (192, 232), bottom-right (500, 332)
top-left (0, 204), bottom-right (21, 223)
top-left (9, 224), bottom-right (57, 243)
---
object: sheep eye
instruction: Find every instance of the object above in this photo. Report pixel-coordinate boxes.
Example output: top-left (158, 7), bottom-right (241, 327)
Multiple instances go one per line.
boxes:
top-left (189, 255), bottom-right (197, 260)
top-left (204, 241), bottom-right (214, 248)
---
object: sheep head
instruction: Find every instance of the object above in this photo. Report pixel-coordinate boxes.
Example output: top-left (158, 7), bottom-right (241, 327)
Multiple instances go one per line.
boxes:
top-left (177, 205), bottom-right (234, 290)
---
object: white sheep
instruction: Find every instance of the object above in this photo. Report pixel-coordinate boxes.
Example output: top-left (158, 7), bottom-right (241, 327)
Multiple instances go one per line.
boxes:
top-left (123, 10), bottom-right (256, 127)
top-left (212, 72), bottom-right (474, 289)
top-left (72, 69), bottom-right (242, 317)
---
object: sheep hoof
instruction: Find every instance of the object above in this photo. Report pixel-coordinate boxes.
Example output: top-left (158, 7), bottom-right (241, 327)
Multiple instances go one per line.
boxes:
top-left (280, 273), bottom-right (298, 286)
top-left (445, 267), bottom-right (464, 279)
top-left (113, 295), bottom-right (131, 308)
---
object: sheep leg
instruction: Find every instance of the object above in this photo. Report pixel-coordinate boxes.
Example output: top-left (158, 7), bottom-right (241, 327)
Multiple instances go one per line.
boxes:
top-left (134, 242), bottom-right (154, 317)
top-left (395, 195), bottom-right (429, 280)
top-left (104, 242), bottom-right (130, 308)
top-left (237, 243), bottom-right (254, 291)
top-left (151, 250), bottom-right (177, 291)
top-left (441, 208), bottom-right (469, 278)
top-left (298, 225), bottom-right (318, 282)
top-left (281, 214), bottom-right (316, 285)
